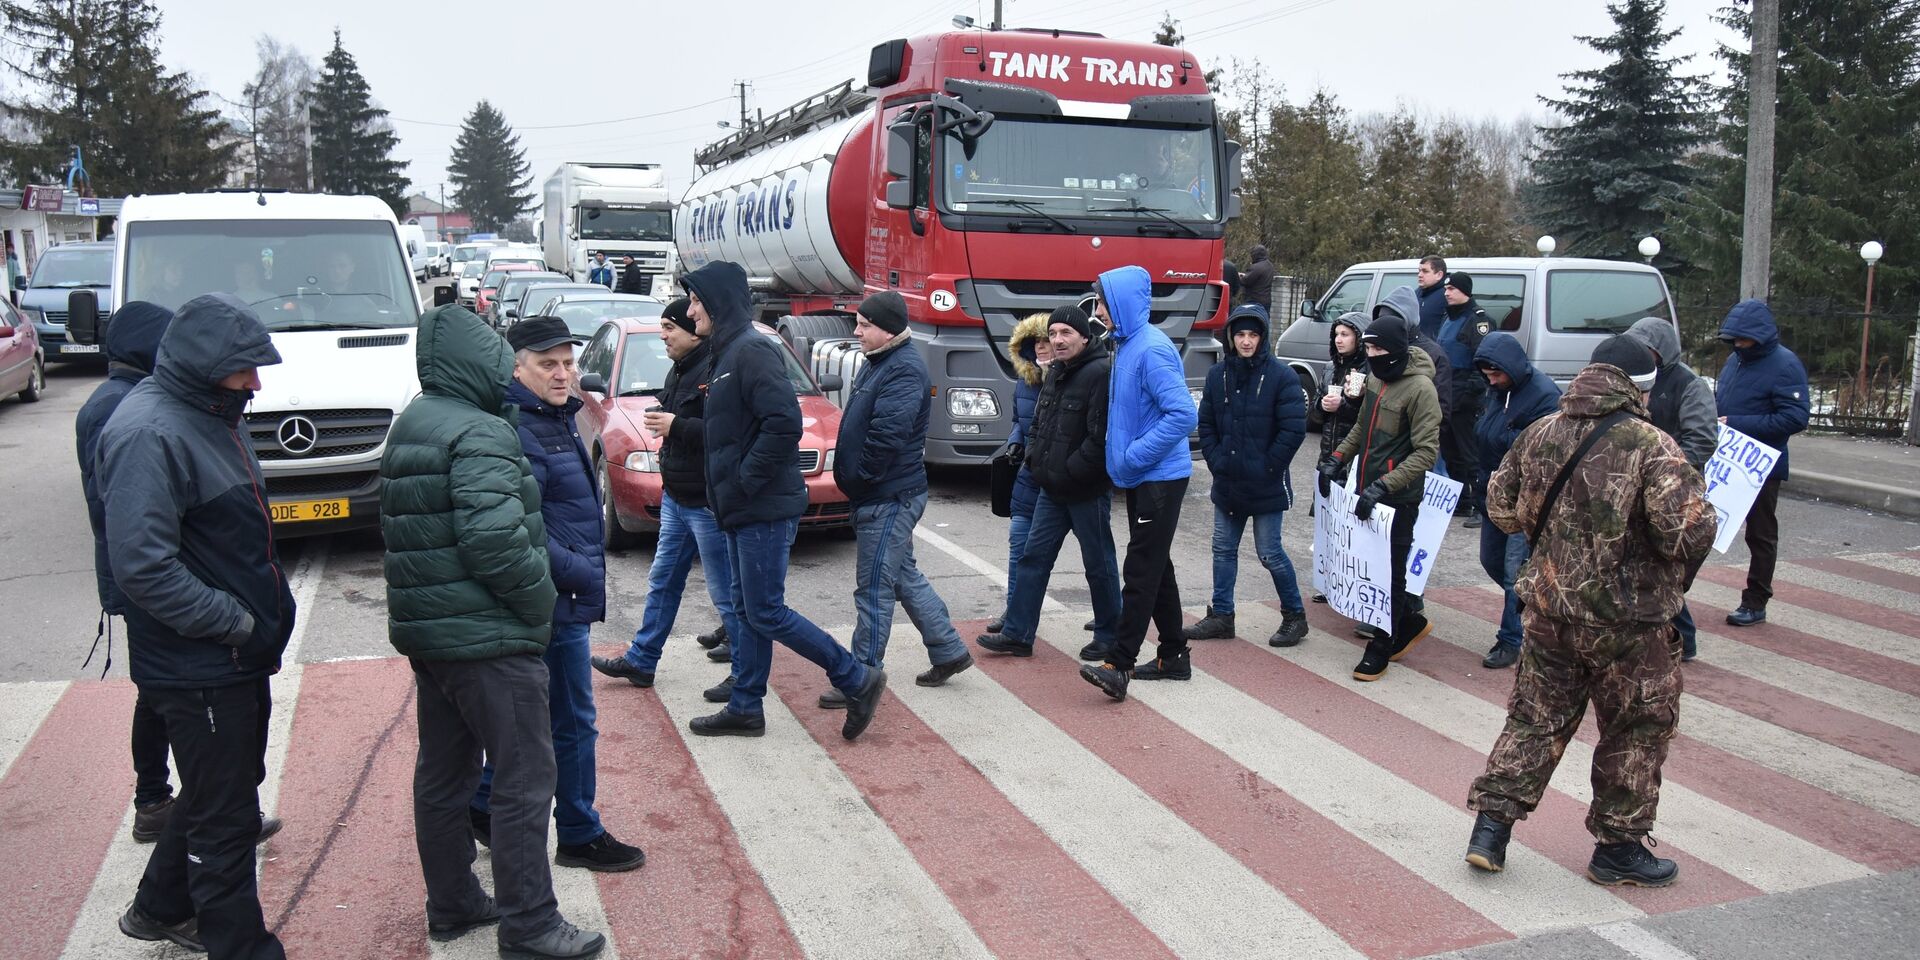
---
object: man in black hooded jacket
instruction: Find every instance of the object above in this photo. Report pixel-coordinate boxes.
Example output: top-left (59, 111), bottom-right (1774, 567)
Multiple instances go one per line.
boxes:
top-left (681, 261), bottom-right (886, 741)
top-left (99, 293), bottom-right (292, 959)
top-left (75, 301), bottom-right (178, 843)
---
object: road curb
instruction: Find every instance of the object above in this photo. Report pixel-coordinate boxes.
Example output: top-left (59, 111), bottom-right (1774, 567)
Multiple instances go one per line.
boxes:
top-left (1782, 469), bottom-right (1920, 520)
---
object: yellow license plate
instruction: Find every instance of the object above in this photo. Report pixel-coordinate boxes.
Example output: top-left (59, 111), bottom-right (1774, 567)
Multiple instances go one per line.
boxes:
top-left (270, 498), bottom-right (348, 523)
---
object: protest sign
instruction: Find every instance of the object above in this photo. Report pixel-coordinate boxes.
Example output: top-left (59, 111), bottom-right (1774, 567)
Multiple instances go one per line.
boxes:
top-left (1406, 473), bottom-right (1464, 596)
top-left (1704, 424), bottom-right (1781, 554)
top-left (1312, 483), bottom-right (1396, 633)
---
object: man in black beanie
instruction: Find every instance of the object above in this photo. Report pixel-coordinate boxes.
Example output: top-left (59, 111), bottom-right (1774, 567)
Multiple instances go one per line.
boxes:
top-left (1316, 312), bottom-right (1442, 681)
top-left (823, 291), bottom-right (973, 706)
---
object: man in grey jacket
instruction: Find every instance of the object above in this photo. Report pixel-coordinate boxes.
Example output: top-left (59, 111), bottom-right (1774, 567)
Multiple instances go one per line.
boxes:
top-left (1626, 316), bottom-right (1717, 661)
top-left (99, 294), bottom-right (291, 959)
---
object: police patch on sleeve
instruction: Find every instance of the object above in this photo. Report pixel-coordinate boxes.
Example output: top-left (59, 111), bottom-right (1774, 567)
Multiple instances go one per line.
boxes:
top-left (1476, 321), bottom-right (1491, 335)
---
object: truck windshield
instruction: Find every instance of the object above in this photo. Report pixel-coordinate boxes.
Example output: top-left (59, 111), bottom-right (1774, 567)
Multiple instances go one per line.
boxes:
top-left (943, 118), bottom-right (1219, 222)
top-left (31, 248), bottom-right (111, 288)
top-left (578, 207), bottom-right (672, 242)
top-left (124, 219), bottom-right (416, 329)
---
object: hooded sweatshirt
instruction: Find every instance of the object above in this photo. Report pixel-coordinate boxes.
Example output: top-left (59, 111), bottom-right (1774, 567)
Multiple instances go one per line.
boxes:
top-left (1471, 332), bottom-right (1561, 486)
top-left (1319, 311), bottom-right (1369, 460)
top-left (1714, 300), bottom-right (1809, 479)
top-left (1200, 305), bottom-right (1305, 517)
top-left (76, 301), bottom-right (173, 614)
top-left (381, 305), bottom-right (556, 661)
top-left (1100, 265), bottom-right (1196, 488)
top-left (1332, 315), bottom-right (1441, 506)
top-left (1486, 363), bottom-right (1716, 625)
top-left (1375, 285), bottom-right (1452, 413)
top-left (1626, 316), bottom-right (1718, 467)
top-left (98, 294), bottom-right (295, 689)
top-left (685, 260), bottom-right (808, 529)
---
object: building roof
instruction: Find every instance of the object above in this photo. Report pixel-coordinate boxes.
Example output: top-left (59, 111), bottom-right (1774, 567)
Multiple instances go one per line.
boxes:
top-left (406, 194), bottom-right (448, 214)
top-left (0, 188), bottom-right (124, 217)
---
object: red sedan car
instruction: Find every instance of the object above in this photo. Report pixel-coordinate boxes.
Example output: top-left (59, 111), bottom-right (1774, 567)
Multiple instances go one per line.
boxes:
top-left (0, 296), bottom-right (46, 404)
top-left (574, 317), bottom-right (850, 549)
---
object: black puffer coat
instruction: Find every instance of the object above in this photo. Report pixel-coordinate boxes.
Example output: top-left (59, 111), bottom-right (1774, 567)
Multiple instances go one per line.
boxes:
top-left (1318, 311), bottom-right (1369, 460)
top-left (657, 339), bottom-right (712, 509)
top-left (1026, 338), bottom-right (1112, 501)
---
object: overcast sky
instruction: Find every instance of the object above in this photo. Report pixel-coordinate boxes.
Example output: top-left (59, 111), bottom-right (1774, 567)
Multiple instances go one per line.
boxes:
top-left (146, 0), bottom-right (1742, 204)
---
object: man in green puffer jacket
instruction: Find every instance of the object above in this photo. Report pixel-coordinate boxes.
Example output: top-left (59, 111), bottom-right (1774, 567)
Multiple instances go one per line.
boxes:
top-left (380, 305), bottom-right (605, 960)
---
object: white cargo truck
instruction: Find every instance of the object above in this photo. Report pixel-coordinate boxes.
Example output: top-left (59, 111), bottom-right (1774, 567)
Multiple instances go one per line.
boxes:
top-left (541, 163), bottom-right (675, 294)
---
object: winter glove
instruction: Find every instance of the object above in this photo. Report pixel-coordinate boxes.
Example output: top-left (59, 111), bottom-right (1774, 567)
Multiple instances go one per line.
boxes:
top-left (1354, 481), bottom-right (1389, 521)
top-left (1316, 455), bottom-right (1346, 498)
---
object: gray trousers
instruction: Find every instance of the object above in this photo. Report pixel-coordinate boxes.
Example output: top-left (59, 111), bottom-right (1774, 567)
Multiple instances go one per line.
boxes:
top-left (409, 655), bottom-right (560, 943)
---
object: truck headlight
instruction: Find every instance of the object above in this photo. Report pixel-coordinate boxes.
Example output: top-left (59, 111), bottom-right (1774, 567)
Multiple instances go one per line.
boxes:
top-left (947, 388), bottom-right (999, 420)
top-left (623, 450), bottom-right (658, 472)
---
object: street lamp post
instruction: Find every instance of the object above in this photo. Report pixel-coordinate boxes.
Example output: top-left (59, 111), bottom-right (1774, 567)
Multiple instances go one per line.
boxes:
top-left (1859, 241), bottom-right (1883, 404)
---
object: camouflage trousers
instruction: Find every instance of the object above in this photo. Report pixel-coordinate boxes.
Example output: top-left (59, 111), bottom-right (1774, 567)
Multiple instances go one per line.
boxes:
top-left (1468, 612), bottom-right (1682, 844)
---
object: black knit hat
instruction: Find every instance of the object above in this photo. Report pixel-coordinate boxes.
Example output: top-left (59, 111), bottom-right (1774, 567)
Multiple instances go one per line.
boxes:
top-left (1591, 334), bottom-right (1658, 390)
top-left (1444, 271), bottom-right (1473, 297)
top-left (858, 291), bottom-right (909, 335)
top-left (1048, 304), bottom-right (1092, 340)
top-left (660, 297), bottom-right (692, 330)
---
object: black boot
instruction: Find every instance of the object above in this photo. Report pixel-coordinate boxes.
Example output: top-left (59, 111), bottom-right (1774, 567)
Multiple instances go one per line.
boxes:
top-left (702, 675), bottom-right (735, 704)
top-left (1131, 650), bottom-right (1192, 681)
top-left (1182, 608), bottom-right (1235, 641)
top-left (590, 655), bottom-right (654, 687)
top-left (1587, 838), bottom-right (1678, 887)
top-left (1465, 811), bottom-right (1512, 872)
top-left (1077, 640), bottom-right (1114, 662)
top-left (985, 617), bottom-right (1004, 634)
top-left (689, 709), bottom-right (766, 737)
top-left (1079, 661), bottom-right (1130, 701)
top-left (1482, 643), bottom-right (1520, 669)
top-left (695, 622), bottom-right (728, 650)
top-left (706, 640), bottom-right (733, 663)
top-left (1268, 610), bottom-right (1308, 648)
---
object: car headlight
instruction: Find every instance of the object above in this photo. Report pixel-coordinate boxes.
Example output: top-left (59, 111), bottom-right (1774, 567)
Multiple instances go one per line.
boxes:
top-left (823, 448), bottom-right (835, 471)
top-left (623, 450), bottom-right (659, 472)
top-left (947, 388), bottom-right (999, 420)
top-left (1190, 388), bottom-right (1204, 408)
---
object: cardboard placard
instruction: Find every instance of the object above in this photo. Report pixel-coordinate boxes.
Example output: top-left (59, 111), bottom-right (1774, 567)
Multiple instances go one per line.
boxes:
top-left (1312, 484), bottom-right (1396, 633)
top-left (1704, 424), bottom-right (1781, 554)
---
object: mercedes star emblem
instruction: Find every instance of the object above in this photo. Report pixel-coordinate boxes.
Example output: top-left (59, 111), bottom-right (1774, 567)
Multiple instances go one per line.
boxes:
top-left (276, 416), bottom-right (319, 456)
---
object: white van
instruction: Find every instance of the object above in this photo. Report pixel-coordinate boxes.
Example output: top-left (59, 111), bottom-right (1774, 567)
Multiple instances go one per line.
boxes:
top-left (94, 192), bottom-right (435, 535)
top-left (400, 223), bottom-right (429, 280)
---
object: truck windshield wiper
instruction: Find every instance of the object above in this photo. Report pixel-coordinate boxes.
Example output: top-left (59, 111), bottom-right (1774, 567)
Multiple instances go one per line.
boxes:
top-left (968, 199), bottom-right (1077, 234)
top-left (1093, 202), bottom-right (1201, 238)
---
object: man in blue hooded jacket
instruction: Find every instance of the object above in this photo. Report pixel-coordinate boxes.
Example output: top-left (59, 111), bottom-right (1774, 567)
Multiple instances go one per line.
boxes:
top-left (1081, 265), bottom-right (1199, 701)
top-left (682, 261), bottom-right (886, 740)
top-left (99, 294), bottom-right (291, 959)
top-left (1470, 333), bottom-right (1562, 669)
top-left (75, 301), bottom-right (179, 843)
top-left (1714, 300), bottom-right (1809, 627)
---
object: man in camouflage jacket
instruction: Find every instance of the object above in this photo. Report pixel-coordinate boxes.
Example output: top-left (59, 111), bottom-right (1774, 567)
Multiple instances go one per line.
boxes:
top-left (1463, 336), bottom-right (1716, 888)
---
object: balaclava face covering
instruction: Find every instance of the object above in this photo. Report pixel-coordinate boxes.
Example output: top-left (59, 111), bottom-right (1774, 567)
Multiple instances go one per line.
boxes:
top-left (1363, 315), bottom-right (1410, 381)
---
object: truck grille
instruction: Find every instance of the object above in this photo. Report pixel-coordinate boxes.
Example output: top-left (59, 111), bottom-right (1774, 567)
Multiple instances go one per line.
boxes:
top-left (264, 470), bottom-right (380, 498)
top-left (247, 408), bottom-right (394, 461)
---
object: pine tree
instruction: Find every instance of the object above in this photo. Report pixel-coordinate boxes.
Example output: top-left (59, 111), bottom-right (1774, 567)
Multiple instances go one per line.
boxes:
top-left (1671, 0), bottom-right (1919, 337)
top-left (1363, 111), bottom-right (1430, 254)
top-left (1262, 89), bottom-right (1369, 271)
top-left (448, 101), bottom-right (535, 233)
top-left (1526, 0), bottom-right (1708, 263)
top-left (0, 0), bottom-right (239, 194)
top-left (308, 30), bottom-right (409, 217)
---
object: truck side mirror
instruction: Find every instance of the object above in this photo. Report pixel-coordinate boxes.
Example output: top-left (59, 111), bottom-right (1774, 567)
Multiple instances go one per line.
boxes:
top-left (67, 289), bottom-right (101, 345)
top-left (432, 284), bottom-right (456, 307)
top-left (1223, 140), bottom-right (1244, 220)
top-left (884, 122), bottom-right (915, 211)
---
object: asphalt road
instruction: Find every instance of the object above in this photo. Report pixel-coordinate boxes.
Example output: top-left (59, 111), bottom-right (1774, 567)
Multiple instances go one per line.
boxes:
top-left (4, 292), bottom-right (1918, 959)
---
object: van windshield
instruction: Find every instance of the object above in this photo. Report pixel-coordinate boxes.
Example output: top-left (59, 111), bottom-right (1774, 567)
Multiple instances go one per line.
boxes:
top-left (31, 248), bottom-right (112, 288)
top-left (124, 219), bottom-right (417, 329)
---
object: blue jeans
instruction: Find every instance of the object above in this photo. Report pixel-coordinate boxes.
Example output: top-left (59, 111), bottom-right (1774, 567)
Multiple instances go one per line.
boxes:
top-left (1673, 603), bottom-right (1696, 659)
top-left (1210, 506), bottom-right (1304, 615)
top-left (1478, 521), bottom-right (1531, 650)
top-left (1003, 512), bottom-right (1033, 611)
top-left (726, 517), bottom-right (867, 717)
top-left (622, 492), bottom-right (741, 673)
top-left (474, 621), bottom-right (603, 846)
top-left (1000, 490), bottom-right (1122, 646)
top-left (853, 492), bottom-right (968, 669)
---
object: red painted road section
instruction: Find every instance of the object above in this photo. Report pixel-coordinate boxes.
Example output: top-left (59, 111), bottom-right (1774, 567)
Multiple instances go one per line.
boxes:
top-left (1438, 589), bottom-right (1920, 776)
top-left (763, 641), bottom-right (1180, 960)
top-left (971, 624), bottom-right (1509, 959)
top-left (1696, 565), bottom-right (1920, 637)
top-left (1681, 596), bottom-right (1920, 698)
top-left (260, 659), bottom-right (429, 959)
top-left (588, 653), bottom-right (805, 960)
top-left (1348, 593), bottom-right (1920, 872)
top-left (1217, 609), bottom-right (1760, 913)
top-left (0, 680), bottom-right (137, 960)
top-left (1792, 555), bottom-right (1920, 595)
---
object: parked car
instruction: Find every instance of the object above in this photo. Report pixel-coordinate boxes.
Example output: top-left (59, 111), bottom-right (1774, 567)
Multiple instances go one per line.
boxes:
top-left (1277, 256), bottom-right (1677, 425)
top-left (424, 242), bottom-right (451, 277)
top-left (452, 241), bottom-right (506, 300)
top-left (18, 240), bottom-right (112, 364)
top-left (533, 293), bottom-right (665, 339)
top-left (573, 317), bottom-right (849, 548)
top-left (488, 272), bottom-right (570, 329)
top-left (0, 296), bottom-right (46, 403)
top-left (510, 282), bottom-right (609, 330)
top-left (474, 263), bottom-right (546, 317)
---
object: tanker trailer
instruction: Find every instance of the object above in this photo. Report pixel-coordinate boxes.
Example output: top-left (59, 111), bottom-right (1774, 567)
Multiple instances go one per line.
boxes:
top-left (677, 27), bottom-right (1241, 464)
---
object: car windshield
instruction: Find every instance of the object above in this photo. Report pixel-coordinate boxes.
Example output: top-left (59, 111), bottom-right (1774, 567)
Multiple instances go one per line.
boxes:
top-left (460, 261), bottom-right (488, 277)
top-left (123, 219), bottom-right (416, 328)
top-left (489, 257), bottom-right (543, 269)
top-left (548, 299), bottom-right (664, 336)
top-left (30, 248), bottom-right (111, 288)
top-left (943, 118), bottom-right (1220, 222)
top-left (481, 270), bottom-right (517, 288)
top-left (616, 332), bottom-right (675, 395)
top-left (579, 207), bottom-right (672, 242)
top-left (521, 285), bottom-right (604, 318)
top-left (452, 246), bottom-right (487, 263)
top-left (500, 275), bottom-right (566, 302)
top-left (759, 329), bottom-right (819, 394)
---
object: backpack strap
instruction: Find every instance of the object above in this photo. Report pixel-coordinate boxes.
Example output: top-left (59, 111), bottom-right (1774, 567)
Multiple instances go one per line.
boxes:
top-left (1528, 410), bottom-right (1630, 548)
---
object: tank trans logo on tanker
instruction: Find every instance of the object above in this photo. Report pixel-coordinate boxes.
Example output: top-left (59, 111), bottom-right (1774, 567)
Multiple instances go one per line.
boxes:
top-left (688, 181), bottom-right (799, 245)
top-left (984, 51), bottom-right (1179, 88)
